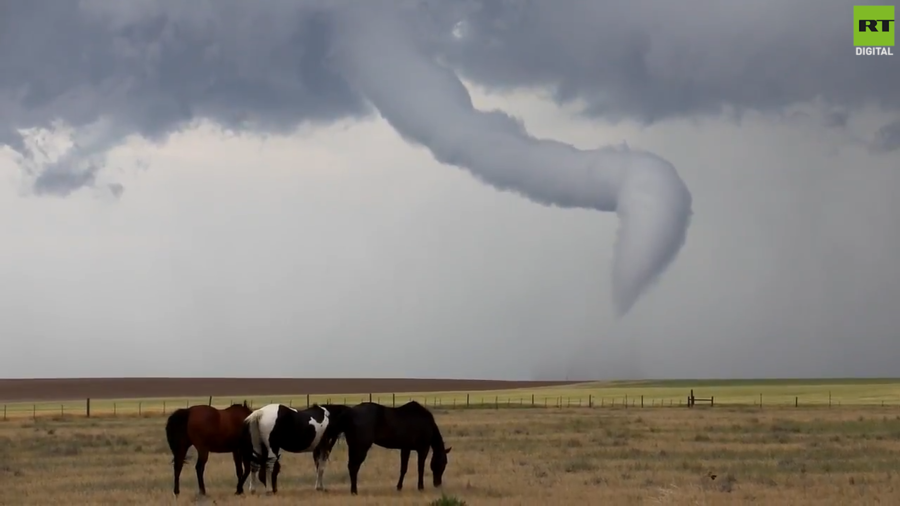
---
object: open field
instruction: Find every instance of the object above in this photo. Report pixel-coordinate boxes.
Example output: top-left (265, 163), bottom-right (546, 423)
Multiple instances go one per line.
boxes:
top-left (5, 378), bottom-right (900, 419)
top-left (4, 405), bottom-right (900, 505)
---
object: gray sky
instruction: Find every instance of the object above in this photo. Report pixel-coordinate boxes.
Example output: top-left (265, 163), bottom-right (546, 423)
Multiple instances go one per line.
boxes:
top-left (1, 0), bottom-right (899, 380)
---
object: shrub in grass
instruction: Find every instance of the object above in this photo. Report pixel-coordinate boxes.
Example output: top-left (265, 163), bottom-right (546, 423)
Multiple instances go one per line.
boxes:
top-left (429, 493), bottom-right (467, 506)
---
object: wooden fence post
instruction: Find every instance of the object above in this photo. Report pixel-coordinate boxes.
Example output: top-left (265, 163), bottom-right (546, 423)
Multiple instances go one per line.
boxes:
top-left (3, 404), bottom-right (6, 421)
top-left (392, 393), bottom-right (396, 407)
top-left (494, 396), bottom-right (499, 409)
top-left (466, 394), bottom-right (469, 407)
top-left (33, 404), bottom-right (36, 420)
top-left (531, 394), bottom-right (535, 407)
top-left (795, 397), bottom-right (798, 408)
top-left (641, 395), bottom-right (644, 408)
top-left (208, 396), bottom-right (213, 406)
top-left (306, 394), bottom-right (310, 408)
top-left (86, 398), bottom-right (91, 418)
top-left (138, 402), bottom-right (142, 417)
top-left (710, 396), bottom-right (714, 407)
top-left (369, 393), bottom-right (372, 402)
top-left (163, 401), bottom-right (166, 415)
top-left (829, 391), bottom-right (832, 408)
top-left (114, 402), bottom-right (117, 416)
top-left (759, 393), bottom-right (763, 408)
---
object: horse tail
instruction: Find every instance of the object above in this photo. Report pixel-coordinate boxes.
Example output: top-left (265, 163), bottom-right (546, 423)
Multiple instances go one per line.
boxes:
top-left (165, 408), bottom-right (191, 464)
top-left (243, 408), bottom-right (266, 466)
top-left (320, 407), bottom-right (351, 452)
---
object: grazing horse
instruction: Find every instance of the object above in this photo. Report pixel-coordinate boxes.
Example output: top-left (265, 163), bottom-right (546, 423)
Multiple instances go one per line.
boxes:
top-left (165, 401), bottom-right (252, 496)
top-left (236, 403), bottom-right (352, 495)
top-left (318, 401), bottom-right (452, 495)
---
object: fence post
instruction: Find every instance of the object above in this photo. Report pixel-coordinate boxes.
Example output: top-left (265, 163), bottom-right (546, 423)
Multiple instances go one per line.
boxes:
top-left (139, 402), bottom-right (142, 417)
top-left (495, 396), bottom-right (499, 409)
top-left (589, 394), bottom-right (592, 408)
top-left (625, 395), bottom-right (628, 408)
top-left (710, 396), bottom-right (714, 407)
top-left (392, 393), bottom-right (396, 407)
top-left (306, 394), bottom-right (310, 408)
top-left (163, 401), bottom-right (166, 415)
top-left (369, 393), bottom-right (372, 402)
top-left (641, 395), bottom-right (644, 408)
top-left (208, 396), bottom-right (213, 406)
top-left (795, 396), bottom-right (798, 408)
top-left (86, 398), bottom-right (91, 418)
top-left (531, 394), bottom-right (534, 407)
top-left (33, 404), bottom-right (36, 420)
top-left (3, 404), bottom-right (6, 421)
top-left (466, 394), bottom-right (469, 407)
top-left (60, 404), bottom-right (64, 417)
top-left (114, 402), bottom-right (117, 416)
top-left (759, 393), bottom-right (762, 408)
top-left (829, 391), bottom-right (832, 408)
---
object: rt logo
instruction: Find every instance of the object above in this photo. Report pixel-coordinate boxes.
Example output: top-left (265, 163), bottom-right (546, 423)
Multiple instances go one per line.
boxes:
top-left (854, 5), bottom-right (895, 55)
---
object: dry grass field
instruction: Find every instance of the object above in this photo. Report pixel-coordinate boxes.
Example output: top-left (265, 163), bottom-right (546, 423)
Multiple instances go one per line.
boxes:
top-left (4, 405), bottom-right (900, 505)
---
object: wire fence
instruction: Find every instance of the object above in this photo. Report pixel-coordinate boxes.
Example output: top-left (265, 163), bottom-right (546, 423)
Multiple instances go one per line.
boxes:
top-left (2, 390), bottom-right (896, 421)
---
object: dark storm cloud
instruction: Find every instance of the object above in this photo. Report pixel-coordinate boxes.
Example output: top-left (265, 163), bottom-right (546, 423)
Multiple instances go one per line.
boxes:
top-left (0, 0), bottom-right (897, 196)
top-left (435, 0), bottom-right (900, 125)
top-left (0, 0), bottom-right (366, 195)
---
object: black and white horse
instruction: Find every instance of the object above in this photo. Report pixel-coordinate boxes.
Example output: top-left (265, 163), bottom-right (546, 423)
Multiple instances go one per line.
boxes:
top-left (236, 403), bottom-right (350, 495)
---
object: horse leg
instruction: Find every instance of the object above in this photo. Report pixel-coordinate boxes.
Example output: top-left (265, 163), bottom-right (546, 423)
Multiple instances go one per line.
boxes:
top-left (195, 448), bottom-right (210, 495)
top-left (172, 444), bottom-right (189, 496)
top-left (347, 444), bottom-right (371, 496)
top-left (233, 451), bottom-right (246, 495)
top-left (236, 455), bottom-right (254, 495)
top-left (314, 448), bottom-right (330, 491)
top-left (271, 460), bottom-right (281, 494)
top-left (396, 449), bottom-right (411, 491)
top-left (247, 461), bottom-right (260, 494)
top-left (256, 444), bottom-right (270, 491)
top-left (415, 447), bottom-right (430, 491)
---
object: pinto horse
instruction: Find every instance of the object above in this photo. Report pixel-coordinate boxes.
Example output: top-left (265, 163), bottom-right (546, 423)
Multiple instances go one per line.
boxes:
top-left (317, 401), bottom-right (452, 495)
top-left (165, 401), bottom-right (252, 496)
top-left (237, 403), bottom-right (353, 495)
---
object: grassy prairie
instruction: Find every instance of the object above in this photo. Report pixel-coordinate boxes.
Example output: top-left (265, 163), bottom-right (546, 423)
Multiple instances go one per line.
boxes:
top-left (5, 378), bottom-right (900, 419)
top-left (3, 406), bottom-right (900, 505)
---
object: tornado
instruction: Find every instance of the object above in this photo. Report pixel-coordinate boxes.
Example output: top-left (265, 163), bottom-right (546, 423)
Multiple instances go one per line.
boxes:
top-left (331, 6), bottom-right (693, 316)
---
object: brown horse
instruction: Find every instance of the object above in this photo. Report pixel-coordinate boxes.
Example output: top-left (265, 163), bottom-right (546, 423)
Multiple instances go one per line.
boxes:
top-left (165, 401), bottom-right (252, 496)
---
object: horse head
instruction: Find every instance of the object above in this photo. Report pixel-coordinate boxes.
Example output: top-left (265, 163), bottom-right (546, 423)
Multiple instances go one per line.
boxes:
top-left (430, 446), bottom-right (452, 487)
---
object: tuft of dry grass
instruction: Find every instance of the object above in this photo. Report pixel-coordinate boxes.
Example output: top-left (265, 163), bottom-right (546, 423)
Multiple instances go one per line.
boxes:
top-left (3, 407), bottom-right (900, 505)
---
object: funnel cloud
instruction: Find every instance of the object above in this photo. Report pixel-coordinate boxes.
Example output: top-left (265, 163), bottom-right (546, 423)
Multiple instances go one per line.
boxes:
top-left (331, 6), bottom-right (692, 315)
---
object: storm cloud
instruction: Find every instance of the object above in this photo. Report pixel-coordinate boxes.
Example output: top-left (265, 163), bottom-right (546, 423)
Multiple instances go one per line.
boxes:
top-left (1, 0), bottom-right (897, 197)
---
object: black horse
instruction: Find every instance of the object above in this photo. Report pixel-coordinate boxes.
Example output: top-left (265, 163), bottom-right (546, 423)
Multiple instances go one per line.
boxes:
top-left (317, 401), bottom-right (452, 495)
top-left (236, 403), bottom-right (351, 495)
